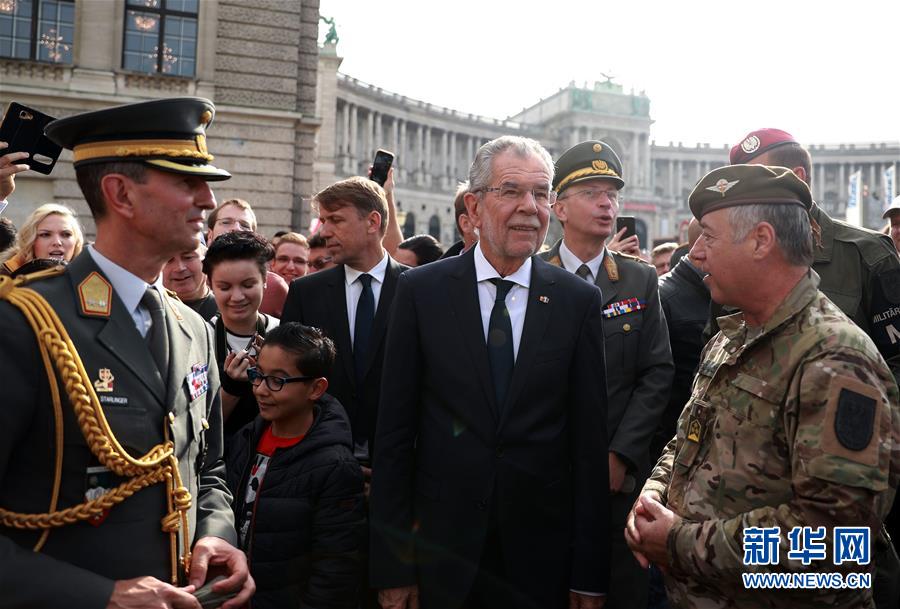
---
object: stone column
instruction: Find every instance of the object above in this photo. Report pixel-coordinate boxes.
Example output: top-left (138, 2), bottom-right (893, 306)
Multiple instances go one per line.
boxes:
top-left (415, 124), bottom-right (425, 186)
top-left (816, 162), bottom-right (825, 201)
top-left (839, 163), bottom-right (846, 202)
top-left (631, 132), bottom-right (641, 186)
top-left (449, 133), bottom-right (459, 182)
top-left (676, 160), bottom-right (683, 204)
top-left (391, 118), bottom-right (399, 156)
top-left (424, 127), bottom-right (433, 186)
top-left (398, 119), bottom-right (407, 181)
top-left (374, 112), bottom-right (383, 152)
top-left (440, 130), bottom-right (449, 189)
top-left (340, 102), bottom-right (350, 172)
top-left (348, 104), bottom-right (358, 173)
top-left (668, 159), bottom-right (674, 201)
top-left (365, 111), bottom-right (375, 166)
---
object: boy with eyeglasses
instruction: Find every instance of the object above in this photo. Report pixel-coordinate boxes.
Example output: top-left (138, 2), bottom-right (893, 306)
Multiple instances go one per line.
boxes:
top-left (226, 322), bottom-right (365, 609)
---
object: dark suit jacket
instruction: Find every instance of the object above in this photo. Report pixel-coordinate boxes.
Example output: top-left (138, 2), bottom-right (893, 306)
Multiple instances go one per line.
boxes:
top-left (369, 248), bottom-right (611, 609)
top-left (0, 251), bottom-right (235, 608)
top-left (281, 258), bottom-right (408, 452)
top-left (541, 241), bottom-right (674, 478)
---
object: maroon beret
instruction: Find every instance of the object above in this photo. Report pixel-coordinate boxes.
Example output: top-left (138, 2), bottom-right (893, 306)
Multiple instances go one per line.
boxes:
top-left (729, 128), bottom-right (798, 164)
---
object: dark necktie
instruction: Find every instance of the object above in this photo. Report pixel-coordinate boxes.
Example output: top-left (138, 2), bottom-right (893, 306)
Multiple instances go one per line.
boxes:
top-left (487, 278), bottom-right (515, 410)
top-left (141, 287), bottom-right (169, 382)
top-left (353, 273), bottom-right (375, 384)
top-left (575, 264), bottom-right (592, 281)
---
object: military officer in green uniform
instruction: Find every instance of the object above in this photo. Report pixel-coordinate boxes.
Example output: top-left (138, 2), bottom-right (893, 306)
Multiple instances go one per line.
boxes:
top-left (540, 140), bottom-right (674, 608)
top-left (714, 128), bottom-right (900, 385)
top-left (0, 98), bottom-right (255, 608)
top-left (625, 164), bottom-right (900, 609)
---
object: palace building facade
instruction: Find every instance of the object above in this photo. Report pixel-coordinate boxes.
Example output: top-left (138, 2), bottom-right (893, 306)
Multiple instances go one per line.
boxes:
top-left (2, 1), bottom-right (897, 245)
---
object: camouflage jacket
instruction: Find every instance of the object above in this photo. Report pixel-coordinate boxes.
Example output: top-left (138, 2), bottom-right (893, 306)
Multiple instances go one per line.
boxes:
top-left (643, 271), bottom-right (900, 609)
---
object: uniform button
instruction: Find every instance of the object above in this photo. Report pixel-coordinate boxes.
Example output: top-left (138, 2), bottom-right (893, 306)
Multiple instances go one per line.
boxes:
top-left (476, 499), bottom-right (487, 510)
top-left (623, 323), bottom-right (631, 332)
top-left (201, 418), bottom-right (209, 430)
top-left (168, 412), bottom-right (176, 423)
top-left (495, 445), bottom-right (504, 458)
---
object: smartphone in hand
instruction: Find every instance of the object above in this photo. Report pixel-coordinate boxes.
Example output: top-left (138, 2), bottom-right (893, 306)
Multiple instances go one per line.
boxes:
top-left (616, 216), bottom-right (636, 240)
top-left (370, 149), bottom-right (394, 187)
top-left (0, 102), bottom-right (62, 175)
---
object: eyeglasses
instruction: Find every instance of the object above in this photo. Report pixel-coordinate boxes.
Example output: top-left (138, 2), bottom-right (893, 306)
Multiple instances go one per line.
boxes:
top-left (558, 188), bottom-right (619, 204)
top-left (215, 217), bottom-right (253, 231)
top-left (478, 182), bottom-right (556, 207)
top-left (310, 256), bottom-right (333, 270)
top-left (275, 255), bottom-right (309, 266)
top-left (247, 367), bottom-right (316, 392)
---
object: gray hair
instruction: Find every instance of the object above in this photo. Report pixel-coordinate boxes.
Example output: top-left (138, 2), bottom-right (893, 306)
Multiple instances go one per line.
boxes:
top-left (728, 204), bottom-right (814, 266)
top-left (468, 136), bottom-right (554, 193)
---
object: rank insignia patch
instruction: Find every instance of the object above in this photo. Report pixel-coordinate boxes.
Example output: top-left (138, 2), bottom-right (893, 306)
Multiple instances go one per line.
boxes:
top-left (687, 419), bottom-right (702, 443)
top-left (78, 272), bottom-right (112, 316)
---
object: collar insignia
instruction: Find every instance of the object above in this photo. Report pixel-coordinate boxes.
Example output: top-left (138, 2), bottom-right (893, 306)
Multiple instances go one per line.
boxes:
top-left (78, 272), bottom-right (112, 316)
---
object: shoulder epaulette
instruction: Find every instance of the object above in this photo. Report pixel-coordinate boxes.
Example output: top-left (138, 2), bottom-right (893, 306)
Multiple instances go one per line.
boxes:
top-left (611, 250), bottom-right (653, 266)
top-left (11, 265), bottom-right (66, 286)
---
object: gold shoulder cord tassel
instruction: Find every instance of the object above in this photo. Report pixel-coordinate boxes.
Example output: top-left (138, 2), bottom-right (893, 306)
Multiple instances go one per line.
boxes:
top-left (0, 274), bottom-right (192, 584)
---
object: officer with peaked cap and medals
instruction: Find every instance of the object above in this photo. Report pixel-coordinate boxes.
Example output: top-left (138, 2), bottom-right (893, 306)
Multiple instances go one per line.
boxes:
top-left (626, 164), bottom-right (900, 609)
top-left (540, 141), bottom-right (674, 608)
top-left (0, 98), bottom-right (255, 608)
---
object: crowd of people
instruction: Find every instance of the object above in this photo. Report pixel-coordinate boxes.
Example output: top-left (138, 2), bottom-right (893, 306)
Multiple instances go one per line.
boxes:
top-left (0, 98), bottom-right (899, 609)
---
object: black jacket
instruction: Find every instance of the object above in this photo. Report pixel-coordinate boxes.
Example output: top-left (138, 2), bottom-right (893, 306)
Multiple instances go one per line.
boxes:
top-left (226, 394), bottom-right (366, 609)
top-left (280, 259), bottom-right (408, 455)
top-left (653, 257), bottom-right (710, 463)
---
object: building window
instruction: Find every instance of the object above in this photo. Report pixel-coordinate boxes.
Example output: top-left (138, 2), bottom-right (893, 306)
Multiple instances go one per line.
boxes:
top-left (123, 0), bottom-right (197, 77)
top-left (0, 0), bottom-right (74, 64)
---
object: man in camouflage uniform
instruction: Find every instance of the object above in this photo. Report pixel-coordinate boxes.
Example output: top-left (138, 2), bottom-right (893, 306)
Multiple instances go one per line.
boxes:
top-left (721, 128), bottom-right (900, 385)
top-left (625, 164), bottom-right (900, 609)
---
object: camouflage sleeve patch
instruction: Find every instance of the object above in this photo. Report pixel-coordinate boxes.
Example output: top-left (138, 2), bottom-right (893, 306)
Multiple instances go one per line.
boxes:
top-left (807, 374), bottom-right (889, 491)
top-left (833, 388), bottom-right (876, 452)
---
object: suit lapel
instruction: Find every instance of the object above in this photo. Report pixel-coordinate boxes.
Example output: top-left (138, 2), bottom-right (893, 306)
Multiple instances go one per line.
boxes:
top-left (499, 257), bottom-right (556, 431)
top-left (68, 253), bottom-right (167, 405)
top-left (362, 258), bottom-right (401, 379)
top-left (329, 266), bottom-right (356, 388)
top-left (163, 292), bottom-right (193, 410)
top-left (449, 248), bottom-right (499, 424)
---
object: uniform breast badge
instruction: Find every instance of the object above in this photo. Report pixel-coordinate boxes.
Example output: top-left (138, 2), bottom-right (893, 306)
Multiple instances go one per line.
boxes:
top-left (93, 368), bottom-right (115, 392)
top-left (187, 363), bottom-right (209, 401)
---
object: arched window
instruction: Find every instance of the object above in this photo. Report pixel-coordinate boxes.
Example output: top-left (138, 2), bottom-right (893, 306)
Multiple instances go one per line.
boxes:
top-left (428, 215), bottom-right (441, 240)
top-left (402, 211), bottom-right (416, 239)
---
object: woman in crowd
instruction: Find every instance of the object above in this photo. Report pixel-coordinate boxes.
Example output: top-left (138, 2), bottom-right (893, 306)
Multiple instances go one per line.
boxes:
top-left (393, 233), bottom-right (443, 267)
top-left (0, 203), bottom-right (83, 277)
top-left (203, 230), bottom-right (280, 443)
top-left (271, 231), bottom-right (310, 284)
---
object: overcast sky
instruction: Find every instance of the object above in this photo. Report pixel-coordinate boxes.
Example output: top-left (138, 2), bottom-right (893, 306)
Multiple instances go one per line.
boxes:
top-left (318, 0), bottom-right (900, 147)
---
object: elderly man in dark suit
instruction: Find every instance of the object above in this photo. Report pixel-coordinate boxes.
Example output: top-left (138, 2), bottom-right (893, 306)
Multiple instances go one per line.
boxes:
top-left (541, 140), bottom-right (673, 609)
top-left (371, 135), bottom-right (610, 609)
top-left (0, 98), bottom-right (253, 608)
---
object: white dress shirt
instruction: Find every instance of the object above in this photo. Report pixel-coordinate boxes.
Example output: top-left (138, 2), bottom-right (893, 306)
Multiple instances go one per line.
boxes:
top-left (473, 242), bottom-right (531, 361)
top-left (559, 240), bottom-right (605, 283)
top-left (88, 245), bottom-right (165, 338)
top-left (344, 251), bottom-right (389, 343)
